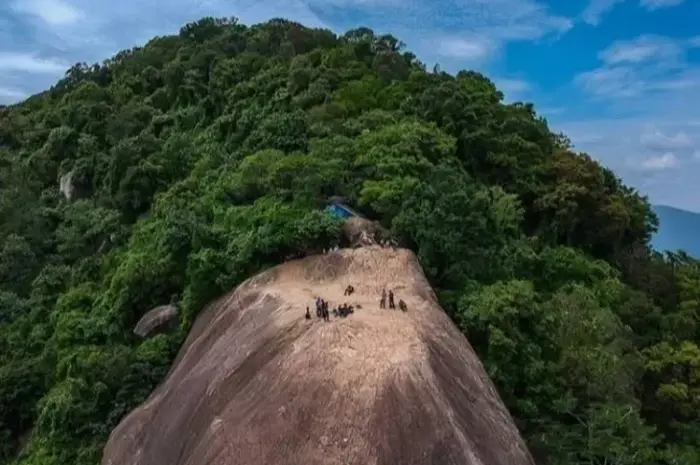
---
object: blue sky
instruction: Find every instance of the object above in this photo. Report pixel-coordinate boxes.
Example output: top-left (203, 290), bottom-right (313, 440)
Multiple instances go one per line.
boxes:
top-left (1, 0), bottom-right (699, 211)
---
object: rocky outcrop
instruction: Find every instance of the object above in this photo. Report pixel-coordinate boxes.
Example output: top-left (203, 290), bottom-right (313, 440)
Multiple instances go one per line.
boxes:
top-left (341, 216), bottom-right (390, 247)
top-left (133, 304), bottom-right (179, 338)
top-left (59, 170), bottom-right (76, 200)
top-left (103, 246), bottom-right (534, 465)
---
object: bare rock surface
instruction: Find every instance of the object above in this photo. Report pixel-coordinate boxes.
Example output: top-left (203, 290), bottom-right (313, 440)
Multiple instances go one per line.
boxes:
top-left (341, 217), bottom-right (389, 247)
top-left (102, 246), bottom-right (534, 465)
top-left (59, 170), bottom-right (76, 200)
top-left (133, 304), bottom-right (179, 338)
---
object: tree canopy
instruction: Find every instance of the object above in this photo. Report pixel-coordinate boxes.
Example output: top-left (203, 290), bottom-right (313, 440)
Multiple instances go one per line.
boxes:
top-left (0, 16), bottom-right (698, 465)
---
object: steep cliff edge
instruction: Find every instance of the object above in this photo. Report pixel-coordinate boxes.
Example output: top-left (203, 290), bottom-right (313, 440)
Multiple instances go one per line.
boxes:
top-left (102, 246), bottom-right (534, 465)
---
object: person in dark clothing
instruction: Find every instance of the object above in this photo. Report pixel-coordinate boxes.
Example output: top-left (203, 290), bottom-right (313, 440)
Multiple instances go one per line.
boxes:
top-left (344, 285), bottom-right (354, 296)
top-left (305, 307), bottom-right (311, 319)
top-left (388, 290), bottom-right (395, 309)
top-left (398, 300), bottom-right (407, 312)
top-left (380, 289), bottom-right (386, 309)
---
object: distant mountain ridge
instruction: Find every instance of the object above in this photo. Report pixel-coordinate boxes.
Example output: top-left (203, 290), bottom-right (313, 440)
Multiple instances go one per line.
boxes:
top-left (651, 205), bottom-right (700, 257)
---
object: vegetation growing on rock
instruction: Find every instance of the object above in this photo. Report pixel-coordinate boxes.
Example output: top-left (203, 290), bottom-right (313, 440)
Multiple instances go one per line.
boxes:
top-left (0, 16), bottom-right (698, 465)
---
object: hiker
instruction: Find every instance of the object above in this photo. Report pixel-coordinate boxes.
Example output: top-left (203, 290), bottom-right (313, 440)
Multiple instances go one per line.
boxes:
top-left (305, 307), bottom-right (311, 319)
top-left (380, 289), bottom-right (386, 309)
top-left (344, 285), bottom-right (354, 296)
top-left (388, 290), bottom-right (395, 309)
top-left (332, 307), bottom-right (338, 317)
top-left (398, 300), bottom-right (407, 312)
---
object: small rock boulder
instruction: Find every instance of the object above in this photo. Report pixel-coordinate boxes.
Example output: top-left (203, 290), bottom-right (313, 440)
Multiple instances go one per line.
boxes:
top-left (59, 170), bottom-right (76, 200)
top-left (341, 217), bottom-right (389, 247)
top-left (134, 304), bottom-right (179, 338)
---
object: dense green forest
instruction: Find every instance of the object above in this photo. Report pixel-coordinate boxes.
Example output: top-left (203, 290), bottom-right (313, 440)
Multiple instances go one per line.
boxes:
top-left (1, 16), bottom-right (699, 465)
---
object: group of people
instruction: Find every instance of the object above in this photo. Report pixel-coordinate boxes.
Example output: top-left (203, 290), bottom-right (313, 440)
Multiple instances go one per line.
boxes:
top-left (303, 284), bottom-right (408, 323)
top-left (305, 296), bottom-right (356, 322)
top-left (380, 288), bottom-right (407, 312)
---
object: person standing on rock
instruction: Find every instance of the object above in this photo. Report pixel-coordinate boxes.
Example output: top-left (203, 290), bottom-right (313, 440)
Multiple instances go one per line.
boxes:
top-left (388, 290), bottom-right (395, 309)
top-left (380, 289), bottom-right (386, 309)
top-left (305, 307), bottom-right (311, 319)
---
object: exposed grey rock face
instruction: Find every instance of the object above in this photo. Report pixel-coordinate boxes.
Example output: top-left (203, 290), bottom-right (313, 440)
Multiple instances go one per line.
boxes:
top-left (342, 216), bottom-right (387, 247)
top-left (133, 304), bottom-right (179, 338)
top-left (59, 170), bottom-right (76, 200)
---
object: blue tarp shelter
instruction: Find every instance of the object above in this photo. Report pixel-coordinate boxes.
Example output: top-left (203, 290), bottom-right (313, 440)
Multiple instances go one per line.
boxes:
top-left (325, 202), bottom-right (362, 219)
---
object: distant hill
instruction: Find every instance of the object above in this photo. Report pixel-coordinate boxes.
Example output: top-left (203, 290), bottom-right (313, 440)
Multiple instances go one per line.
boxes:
top-left (651, 205), bottom-right (700, 257)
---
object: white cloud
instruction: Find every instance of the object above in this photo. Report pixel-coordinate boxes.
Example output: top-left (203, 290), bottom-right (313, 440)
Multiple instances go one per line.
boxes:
top-left (10, 0), bottom-right (84, 26)
top-left (639, 0), bottom-right (685, 10)
top-left (640, 129), bottom-right (693, 151)
top-left (0, 0), bottom-right (575, 103)
top-left (690, 36), bottom-right (700, 47)
top-left (493, 77), bottom-right (532, 101)
top-left (0, 52), bottom-right (68, 73)
top-left (436, 37), bottom-right (494, 61)
top-left (498, 78), bottom-right (530, 92)
top-left (599, 35), bottom-right (682, 65)
top-left (640, 152), bottom-right (680, 170)
top-left (551, 111), bottom-right (700, 211)
top-left (0, 0), bottom-right (332, 103)
top-left (406, 0), bottom-right (572, 70)
top-left (575, 35), bottom-right (700, 99)
top-left (575, 66), bottom-right (643, 97)
top-left (434, 0), bottom-right (573, 40)
top-left (581, 0), bottom-right (625, 25)
top-left (581, 0), bottom-right (685, 26)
